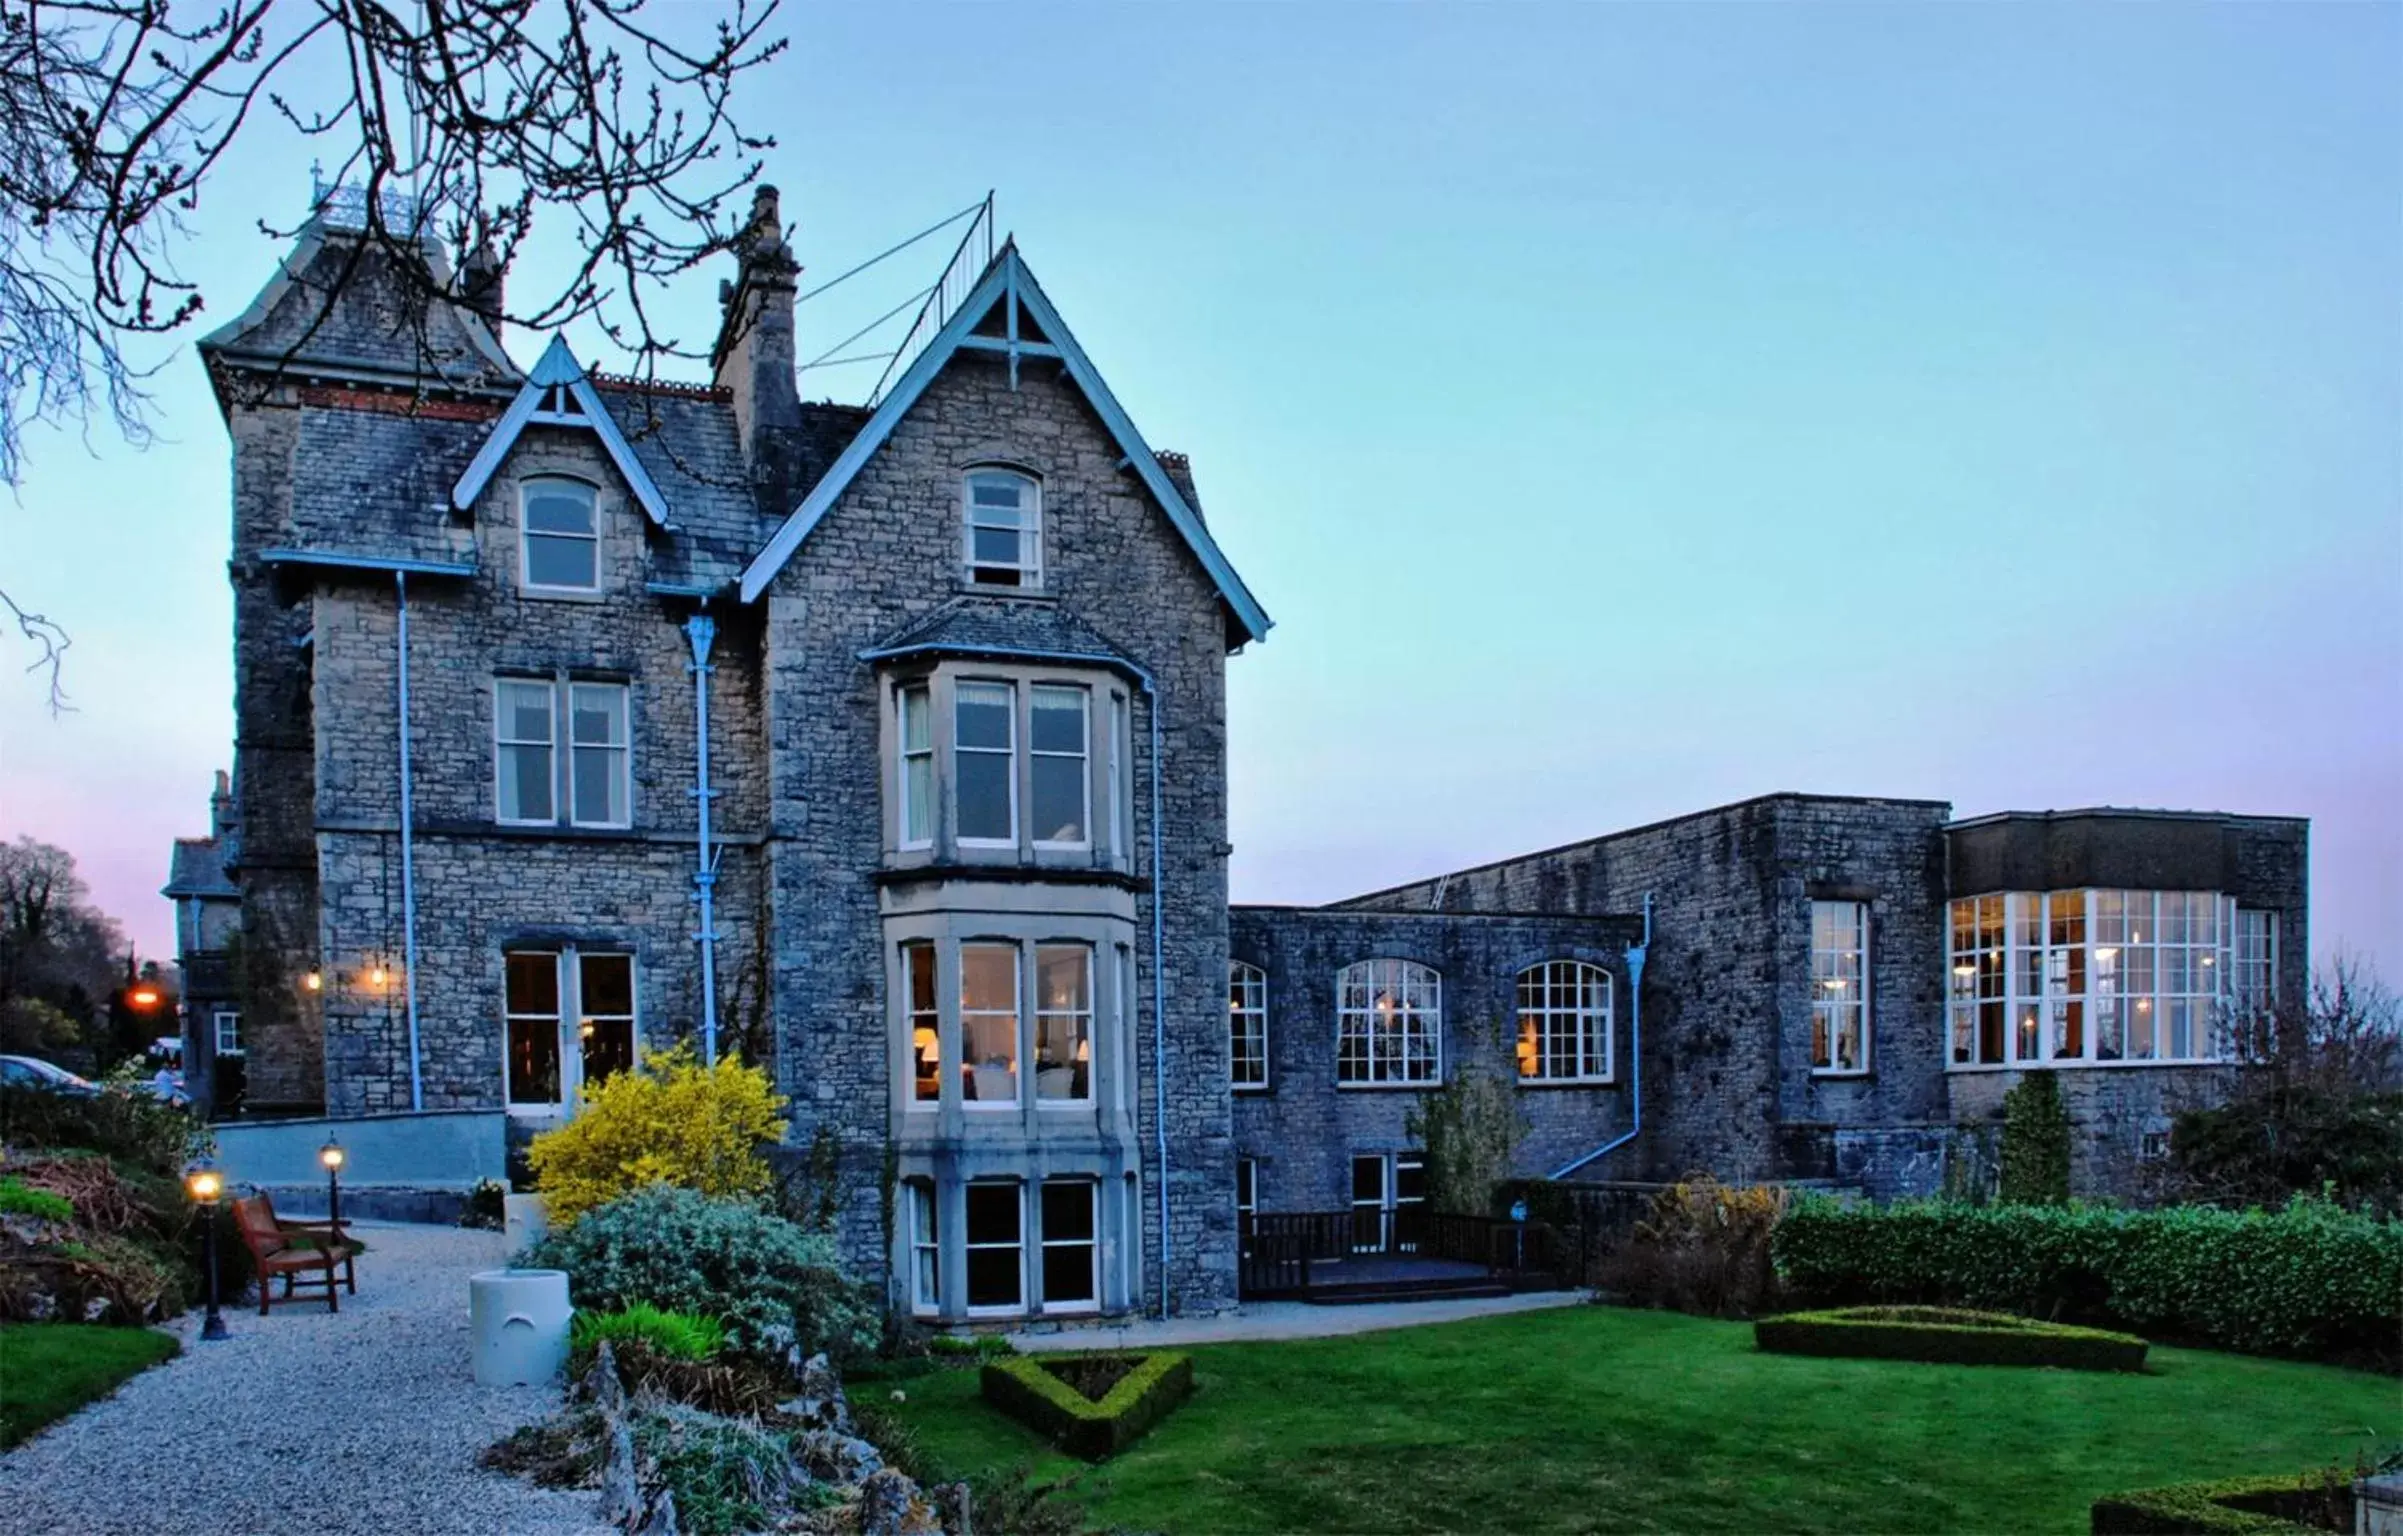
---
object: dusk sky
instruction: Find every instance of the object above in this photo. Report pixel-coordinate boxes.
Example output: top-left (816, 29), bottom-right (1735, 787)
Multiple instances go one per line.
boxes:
top-left (2, 4), bottom-right (2396, 977)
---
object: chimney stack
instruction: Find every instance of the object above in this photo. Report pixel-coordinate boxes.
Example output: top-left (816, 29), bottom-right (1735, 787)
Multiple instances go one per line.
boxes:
top-left (461, 231), bottom-right (506, 333)
top-left (210, 769), bottom-right (235, 839)
top-left (713, 185), bottom-right (802, 478)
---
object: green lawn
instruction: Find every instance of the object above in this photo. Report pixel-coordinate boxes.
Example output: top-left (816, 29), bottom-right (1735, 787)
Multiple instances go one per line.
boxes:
top-left (882, 1306), bottom-right (2400, 1534)
top-left (0, 1323), bottom-right (181, 1449)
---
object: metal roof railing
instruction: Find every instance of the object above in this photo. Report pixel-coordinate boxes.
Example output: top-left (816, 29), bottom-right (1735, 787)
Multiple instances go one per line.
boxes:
top-left (867, 193), bottom-right (994, 408)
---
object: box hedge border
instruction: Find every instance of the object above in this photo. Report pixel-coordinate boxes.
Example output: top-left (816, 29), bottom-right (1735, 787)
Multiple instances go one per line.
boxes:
top-left (1756, 1305), bottom-right (2149, 1371)
top-left (979, 1351), bottom-right (1195, 1461)
top-left (2089, 1472), bottom-right (2353, 1534)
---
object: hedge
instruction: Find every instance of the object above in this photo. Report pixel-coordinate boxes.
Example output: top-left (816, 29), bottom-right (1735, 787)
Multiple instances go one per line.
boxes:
top-left (980, 1352), bottom-right (1194, 1460)
top-left (1773, 1196), bottom-right (2402, 1367)
top-left (1755, 1305), bottom-right (2148, 1371)
top-left (2089, 1472), bottom-right (2354, 1534)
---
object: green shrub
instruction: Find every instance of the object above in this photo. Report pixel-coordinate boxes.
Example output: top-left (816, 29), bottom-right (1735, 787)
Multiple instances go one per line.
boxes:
top-left (2090, 1471), bottom-right (2355, 1533)
top-left (633, 1405), bottom-right (808, 1536)
top-left (980, 1351), bottom-right (1195, 1460)
top-left (521, 1186), bottom-right (875, 1360)
top-left (1773, 1195), bottom-right (2403, 1367)
top-left (1756, 1305), bottom-right (2148, 1371)
top-left (459, 1177), bottom-right (507, 1231)
top-left (570, 1302), bottom-right (726, 1363)
top-left (0, 1087), bottom-right (207, 1176)
top-left (1598, 1177), bottom-right (1789, 1318)
top-left (1999, 1071), bottom-right (2072, 1204)
top-left (0, 1176), bottom-right (74, 1223)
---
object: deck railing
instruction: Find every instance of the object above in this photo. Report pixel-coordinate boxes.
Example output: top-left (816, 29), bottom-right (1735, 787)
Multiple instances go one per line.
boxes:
top-left (1238, 1210), bottom-right (1568, 1299)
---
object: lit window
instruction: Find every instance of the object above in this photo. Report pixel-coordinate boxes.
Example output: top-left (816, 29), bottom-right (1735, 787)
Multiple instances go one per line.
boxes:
top-left (505, 951), bottom-right (563, 1107)
top-left (908, 1182), bottom-right (940, 1314)
top-left (964, 469), bottom-right (1040, 587)
top-left (898, 684), bottom-right (933, 848)
top-left (1229, 961), bottom-right (1268, 1090)
top-left (1336, 959), bottom-right (1441, 1086)
top-left (577, 953), bottom-right (635, 1088)
top-left (1029, 686), bottom-right (1089, 846)
top-left (568, 683), bottom-right (631, 828)
top-left (1039, 1180), bottom-right (1098, 1311)
top-left (964, 1181), bottom-right (1024, 1312)
top-left (956, 682), bottom-right (1016, 844)
top-left (1514, 961), bottom-right (1611, 1083)
top-left (1034, 945), bottom-right (1092, 1102)
top-left (1809, 903), bottom-right (1870, 1074)
top-left (506, 947), bottom-right (635, 1110)
top-left (495, 680), bottom-right (556, 824)
top-left (521, 478), bottom-right (599, 592)
top-left (213, 1009), bottom-right (244, 1058)
top-left (1949, 891), bottom-right (2231, 1068)
top-left (903, 942), bottom-right (939, 1106)
top-left (960, 943), bottom-right (1020, 1106)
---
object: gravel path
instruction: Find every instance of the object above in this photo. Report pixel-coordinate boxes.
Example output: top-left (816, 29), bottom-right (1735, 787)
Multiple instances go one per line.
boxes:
top-left (0, 1222), bottom-right (604, 1536)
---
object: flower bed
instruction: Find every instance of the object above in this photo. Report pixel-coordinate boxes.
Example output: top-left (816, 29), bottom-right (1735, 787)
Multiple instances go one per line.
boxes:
top-left (1755, 1305), bottom-right (2149, 1371)
top-left (980, 1351), bottom-right (1194, 1460)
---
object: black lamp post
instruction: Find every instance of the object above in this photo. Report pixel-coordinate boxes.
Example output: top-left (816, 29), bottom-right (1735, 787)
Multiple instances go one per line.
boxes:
top-left (319, 1134), bottom-right (346, 1237)
top-left (183, 1157), bottom-right (230, 1341)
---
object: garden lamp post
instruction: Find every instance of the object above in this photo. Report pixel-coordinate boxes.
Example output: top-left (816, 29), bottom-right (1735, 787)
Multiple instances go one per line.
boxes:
top-left (183, 1158), bottom-right (230, 1341)
top-left (320, 1134), bottom-right (346, 1236)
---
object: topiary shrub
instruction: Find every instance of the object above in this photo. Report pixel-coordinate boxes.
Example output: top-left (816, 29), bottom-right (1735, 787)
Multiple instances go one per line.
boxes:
top-left (1597, 1176), bottom-right (1789, 1318)
top-left (526, 1044), bottom-right (787, 1226)
top-left (1755, 1305), bottom-right (2148, 1371)
top-left (1999, 1070), bottom-right (2072, 1205)
top-left (2090, 1471), bottom-right (2356, 1533)
top-left (980, 1351), bottom-right (1194, 1461)
top-left (522, 1185), bottom-right (875, 1361)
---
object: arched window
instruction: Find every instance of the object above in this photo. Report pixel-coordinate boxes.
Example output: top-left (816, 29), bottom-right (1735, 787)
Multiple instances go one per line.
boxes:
top-left (1336, 959), bottom-right (1441, 1086)
top-left (1229, 961), bottom-right (1268, 1090)
top-left (520, 476), bottom-right (599, 592)
top-left (963, 467), bottom-right (1041, 587)
top-left (1515, 961), bottom-right (1612, 1083)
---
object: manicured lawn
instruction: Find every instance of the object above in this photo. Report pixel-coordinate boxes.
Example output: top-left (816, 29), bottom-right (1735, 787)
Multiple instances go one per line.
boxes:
top-left (0, 1323), bottom-right (181, 1449)
top-left (883, 1306), bottom-right (2400, 1534)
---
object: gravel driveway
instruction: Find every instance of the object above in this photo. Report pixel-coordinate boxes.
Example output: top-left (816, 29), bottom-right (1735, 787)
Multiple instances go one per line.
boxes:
top-left (0, 1221), bottom-right (604, 1536)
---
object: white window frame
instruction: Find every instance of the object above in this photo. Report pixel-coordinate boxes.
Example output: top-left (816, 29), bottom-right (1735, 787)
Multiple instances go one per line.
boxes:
top-left (1235, 1157), bottom-right (1257, 1260)
top-left (494, 678), bottom-right (558, 826)
top-left (1037, 1178), bottom-right (1100, 1315)
top-left (907, 1181), bottom-right (940, 1316)
top-left (519, 476), bottom-right (601, 594)
top-left (566, 681), bottom-right (632, 829)
top-left (2234, 909), bottom-right (2278, 1019)
top-left (1809, 902), bottom-right (1871, 1076)
top-left (959, 941), bottom-right (1021, 1110)
top-left (1028, 684), bottom-right (1091, 850)
top-left (963, 1179), bottom-right (1026, 1317)
top-left (212, 1008), bottom-right (243, 1058)
top-left (503, 945), bottom-right (638, 1115)
top-left (902, 940), bottom-right (940, 1110)
top-left (1514, 960), bottom-right (1613, 1084)
top-left (1110, 693), bottom-right (1130, 856)
top-left (1033, 943), bottom-right (1094, 1105)
top-left (954, 680), bottom-right (1018, 849)
top-left (963, 468), bottom-right (1041, 588)
top-left (897, 683), bottom-right (934, 850)
top-left (1229, 961), bottom-right (1269, 1091)
top-left (1947, 890), bottom-right (2232, 1071)
top-left (1335, 959), bottom-right (1442, 1088)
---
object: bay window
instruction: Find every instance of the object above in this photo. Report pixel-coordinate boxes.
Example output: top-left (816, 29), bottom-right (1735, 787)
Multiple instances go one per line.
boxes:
top-left (886, 671), bottom-right (1131, 864)
top-left (1949, 890), bottom-right (2234, 1068)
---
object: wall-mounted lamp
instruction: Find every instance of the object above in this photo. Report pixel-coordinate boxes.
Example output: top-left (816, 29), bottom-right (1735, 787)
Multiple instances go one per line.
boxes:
top-left (304, 970), bottom-right (324, 993)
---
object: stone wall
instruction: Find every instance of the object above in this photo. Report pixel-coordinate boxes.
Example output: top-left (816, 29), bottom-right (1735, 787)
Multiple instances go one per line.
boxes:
top-left (1229, 906), bottom-right (1644, 1214)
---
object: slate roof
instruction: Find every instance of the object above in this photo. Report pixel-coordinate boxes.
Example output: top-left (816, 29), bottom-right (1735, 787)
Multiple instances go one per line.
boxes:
top-left (286, 407), bottom-right (489, 570)
top-left (858, 596), bottom-right (1146, 679)
top-left (594, 386), bottom-right (759, 590)
top-left (163, 837), bottom-right (238, 900)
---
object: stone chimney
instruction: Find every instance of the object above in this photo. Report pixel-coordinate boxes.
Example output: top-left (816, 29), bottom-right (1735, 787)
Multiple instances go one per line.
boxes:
top-left (713, 185), bottom-right (802, 476)
top-left (209, 769), bottom-right (235, 839)
top-left (461, 232), bottom-right (506, 331)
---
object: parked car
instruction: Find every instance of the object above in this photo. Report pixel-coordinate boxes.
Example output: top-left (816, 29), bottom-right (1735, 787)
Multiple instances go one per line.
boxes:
top-left (0, 1054), bottom-right (99, 1096)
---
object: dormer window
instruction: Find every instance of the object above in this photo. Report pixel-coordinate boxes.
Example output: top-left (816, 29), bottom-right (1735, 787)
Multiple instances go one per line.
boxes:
top-left (964, 469), bottom-right (1040, 587)
top-left (522, 477), bottom-right (599, 593)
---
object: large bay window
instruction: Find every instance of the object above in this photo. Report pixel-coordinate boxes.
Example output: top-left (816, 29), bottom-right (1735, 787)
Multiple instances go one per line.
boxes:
top-left (888, 672), bottom-right (1131, 863)
top-left (1336, 959), bottom-right (1441, 1086)
top-left (901, 934), bottom-right (1112, 1110)
top-left (1810, 902), bottom-right (1870, 1074)
top-left (1514, 960), bottom-right (1611, 1083)
top-left (1949, 890), bottom-right (2235, 1068)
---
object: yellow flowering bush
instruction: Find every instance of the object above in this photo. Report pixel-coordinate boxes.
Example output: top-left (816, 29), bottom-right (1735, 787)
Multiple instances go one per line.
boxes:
top-left (527, 1044), bottom-right (787, 1225)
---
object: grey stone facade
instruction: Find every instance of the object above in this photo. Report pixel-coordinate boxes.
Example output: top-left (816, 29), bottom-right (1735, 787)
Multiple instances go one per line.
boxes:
top-left (183, 192), bottom-right (2311, 1324)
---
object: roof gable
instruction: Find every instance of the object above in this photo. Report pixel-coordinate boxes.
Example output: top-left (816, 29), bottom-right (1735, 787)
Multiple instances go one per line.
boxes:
top-left (450, 336), bottom-right (672, 525)
top-left (736, 245), bottom-right (1271, 645)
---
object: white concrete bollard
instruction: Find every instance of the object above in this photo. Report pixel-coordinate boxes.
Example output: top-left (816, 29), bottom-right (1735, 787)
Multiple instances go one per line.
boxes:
top-left (469, 1267), bottom-right (572, 1387)
top-left (503, 1192), bottom-right (550, 1253)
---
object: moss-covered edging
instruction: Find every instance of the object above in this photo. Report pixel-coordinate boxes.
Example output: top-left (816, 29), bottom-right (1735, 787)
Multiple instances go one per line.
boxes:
top-left (1755, 1305), bottom-right (2148, 1371)
top-left (2089, 1472), bottom-right (2353, 1534)
top-left (980, 1351), bottom-right (1194, 1460)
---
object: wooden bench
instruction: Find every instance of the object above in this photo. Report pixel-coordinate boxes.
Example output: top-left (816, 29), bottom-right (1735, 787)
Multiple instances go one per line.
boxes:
top-left (231, 1194), bottom-right (360, 1315)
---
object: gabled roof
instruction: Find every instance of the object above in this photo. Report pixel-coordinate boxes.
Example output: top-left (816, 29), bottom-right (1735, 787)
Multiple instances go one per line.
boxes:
top-left (162, 837), bottom-right (238, 900)
top-left (738, 244), bottom-right (1271, 646)
top-left (451, 337), bottom-right (672, 525)
top-left (857, 595), bottom-right (1148, 681)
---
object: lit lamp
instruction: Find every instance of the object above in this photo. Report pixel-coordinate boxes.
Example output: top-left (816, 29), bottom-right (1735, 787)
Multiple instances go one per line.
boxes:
top-left (319, 1134), bottom-right (346, 1239)
top-left (303, 970), bottom-right (323, 993)
top-left (183, 1158), bottom-right (231, 1341)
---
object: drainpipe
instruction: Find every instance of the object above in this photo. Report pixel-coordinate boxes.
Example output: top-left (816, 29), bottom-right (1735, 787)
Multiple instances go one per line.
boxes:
top-left (1142, 674), bottom-right (1171, 1320)
top-left (1548, 891), bottom-right (1651, 1180)
top-left (396, 571), bottom-right (424, 1111)
top-left (684, 613), bottom-right (722, 1065)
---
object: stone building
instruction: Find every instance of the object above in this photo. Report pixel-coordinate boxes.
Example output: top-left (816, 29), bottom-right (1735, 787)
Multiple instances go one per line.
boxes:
top-left (172, 189), bottom-right (2308, 1322)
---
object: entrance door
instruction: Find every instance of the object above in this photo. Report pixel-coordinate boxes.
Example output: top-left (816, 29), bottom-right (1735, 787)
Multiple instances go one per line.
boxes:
top-left (1350, 1154), bottom-right (1427, 1254)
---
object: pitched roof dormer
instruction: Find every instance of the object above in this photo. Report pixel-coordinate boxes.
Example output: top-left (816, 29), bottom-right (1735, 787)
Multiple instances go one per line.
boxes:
top-left (451, 336), bottom-right (672, 526)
